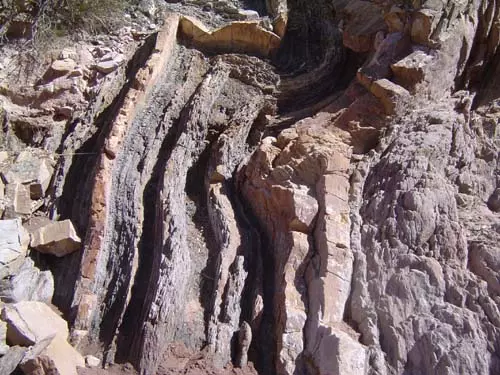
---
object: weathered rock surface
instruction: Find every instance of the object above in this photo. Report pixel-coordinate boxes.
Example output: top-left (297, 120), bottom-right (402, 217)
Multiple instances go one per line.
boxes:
top-left (0, 346), bottom-right (27, 374)
top-left (0, 258), bottom-right (54, 303)
top-left (179, 16), bottom-right (281, 57)
top-left (2, 301), bottom-right (69, 346)
top-left (0, 0), bottom-right (499, 375)
top-left (30, 220), bottom-right (81, 257)
top-left (0, 219), bottom-right (29, 279)
top-left (20, 335), bottom-right (85, 375)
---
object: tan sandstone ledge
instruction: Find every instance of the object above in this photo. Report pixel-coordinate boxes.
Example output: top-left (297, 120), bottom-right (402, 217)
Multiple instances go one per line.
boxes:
top-left (178, 16), bottom-right (281, 58)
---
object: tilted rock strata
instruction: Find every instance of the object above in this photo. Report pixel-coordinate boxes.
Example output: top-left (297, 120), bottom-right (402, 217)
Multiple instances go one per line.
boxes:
top-left (0, 0), bottom-right (498, 374)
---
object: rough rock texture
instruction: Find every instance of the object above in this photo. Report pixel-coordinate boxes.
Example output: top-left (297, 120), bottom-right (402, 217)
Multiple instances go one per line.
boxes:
top-left (0, 346), bottom-right (27, 374)
top-left (2, 301), bottom-right (69, 346)
top-left (20, 335), bottom-right (85, 375)
top-left (0, 219), bottom-right (29, 279)
top-left (30, 219), bottom-right (81, 257)
top-left (0, 0), bottom-right (499, 374)
top-left (0, 258), bottom-right (54, 303)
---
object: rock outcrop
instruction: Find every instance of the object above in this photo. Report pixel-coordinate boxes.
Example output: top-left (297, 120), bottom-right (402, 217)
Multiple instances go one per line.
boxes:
top-left (0, 0), bottom-right (498, 374)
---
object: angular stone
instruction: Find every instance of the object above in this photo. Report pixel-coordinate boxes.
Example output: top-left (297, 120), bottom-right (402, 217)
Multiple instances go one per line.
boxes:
top-left (0, 258), bottom-right (54, 303)
top-left (273, 12), bottom-right (287, 38)
top-left (238, 9), bottom-right (259, 20)
top-left (85, 355), bottom-right (101, 368)
top-left (0, 321), bottom-right (8, 356)
top-left (94, 54), bottom-right (125, 74)
top-left (487, 188), bottom-right (500, 212)
top-left (4, 151), bottom-right (54, 199)
top-left (20, 335), bottom-right (85, 375)
top-left (0, 219), bottom-right (29, 279)
top-left (370, 78), bottom-right (410, 114)
top-left (2, 301), bottom-right (69, 346)
top-left (289, 191), bottom-right (319, 233)
top-left (342, 0), bottom-right (386, 53)
top-left (411, 9), bottom-right (438, 46)
top-left (391, 50), bottom-right (434, 90)
top-left (0, 346), bottom-right (26, 374)
top-left (384, 6), bottom-right (407, 32)
top-left (50, 58), bottom-right (77, 75)
top-left (30, 220), bottom-right (82, 257)
top-left (4, 183), bottom-right (32, 217)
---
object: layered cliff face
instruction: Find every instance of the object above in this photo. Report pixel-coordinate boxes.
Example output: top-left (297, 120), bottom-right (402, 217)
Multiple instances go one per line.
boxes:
top-left (0, 0), bottom-right (499, 374)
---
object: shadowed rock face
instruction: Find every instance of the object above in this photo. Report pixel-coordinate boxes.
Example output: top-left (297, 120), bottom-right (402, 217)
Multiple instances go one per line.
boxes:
top-left (1, 0), bottom-right (499, 374)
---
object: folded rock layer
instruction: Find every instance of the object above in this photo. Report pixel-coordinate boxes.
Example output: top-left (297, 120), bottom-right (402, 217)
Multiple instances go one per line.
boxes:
top-left (0, 0), bottom-right (499, 374)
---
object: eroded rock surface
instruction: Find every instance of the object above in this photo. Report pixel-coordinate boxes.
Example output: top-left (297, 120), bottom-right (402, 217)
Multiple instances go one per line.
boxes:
top-left (0, 0), bottom-right (499, 375)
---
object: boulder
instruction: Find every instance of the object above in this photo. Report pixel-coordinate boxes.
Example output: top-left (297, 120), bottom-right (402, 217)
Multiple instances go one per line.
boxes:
top-left (384, 6), bottom-right (407, 33)
top-left (0, 346), bottom-right (26, 374)
top-left (487, 188), bottom-right (500, 212)
top-left (2, 301), bottom-right (69, 346)
top-left (341, 0), bottom-right (386, 53)
top-left (411, 8), bottom-right (439, 46)
top-left (0, 219), bottom-right (29, 279)
top-left (20, 335), bottom-right (85, 375)
top-left (3, 151), bottom-right (54, 200)
top-left (369, 78), bottom-right (410, 114)
top-left (44, 58), bottom-right (77, 81)
top-left (94, 53), bottom-right (126, 74)
top-left (0, 258), bottom-right (54, 303)
top-left (30, 220), bottom-right (82, 257)
top-left (391, 50), bottom-right (434, 90)
top-left (3, 183), bottom-right (32, 217)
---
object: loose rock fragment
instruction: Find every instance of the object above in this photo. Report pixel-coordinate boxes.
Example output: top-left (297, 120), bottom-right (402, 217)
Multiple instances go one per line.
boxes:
top-left (20, 335), bottom-right (85, 375)
top-left (2, 301), bottom-right (69, 346)
top-left (0, 258), bottom-right (54, 303)
top-left (30, 220), bottom-right (81, 257)
top-left (0, 219), bottom-right (29, 279)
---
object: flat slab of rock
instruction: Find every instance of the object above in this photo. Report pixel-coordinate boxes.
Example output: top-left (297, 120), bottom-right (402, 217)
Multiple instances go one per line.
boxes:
top-left (2, 301), bottom-right (69, 346)
top-left (30, 220), bottom-right (81, 257)
top-left (0, 346), bottom-right (27, 374)
top-left (94, 53), bottom-right (125, 74)
top-left (0, 219), bottom-right (29, 279)
top-left (20, 335), bottom-right (85, 375)
top-left (0, 257), bottom-right (54, 303)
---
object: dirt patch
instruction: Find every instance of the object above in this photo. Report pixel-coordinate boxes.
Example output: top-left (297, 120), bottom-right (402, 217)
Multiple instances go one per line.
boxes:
top-left (78, 343), bottom-right (259, 375)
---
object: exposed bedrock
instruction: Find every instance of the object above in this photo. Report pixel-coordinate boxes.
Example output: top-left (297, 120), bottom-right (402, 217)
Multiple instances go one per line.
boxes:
top-left (349, 101), bottom-right (500, 375)
top-left (21, 0), bottom-right (498, 374)
top-left (238, 125), bottom-right (367, 375)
